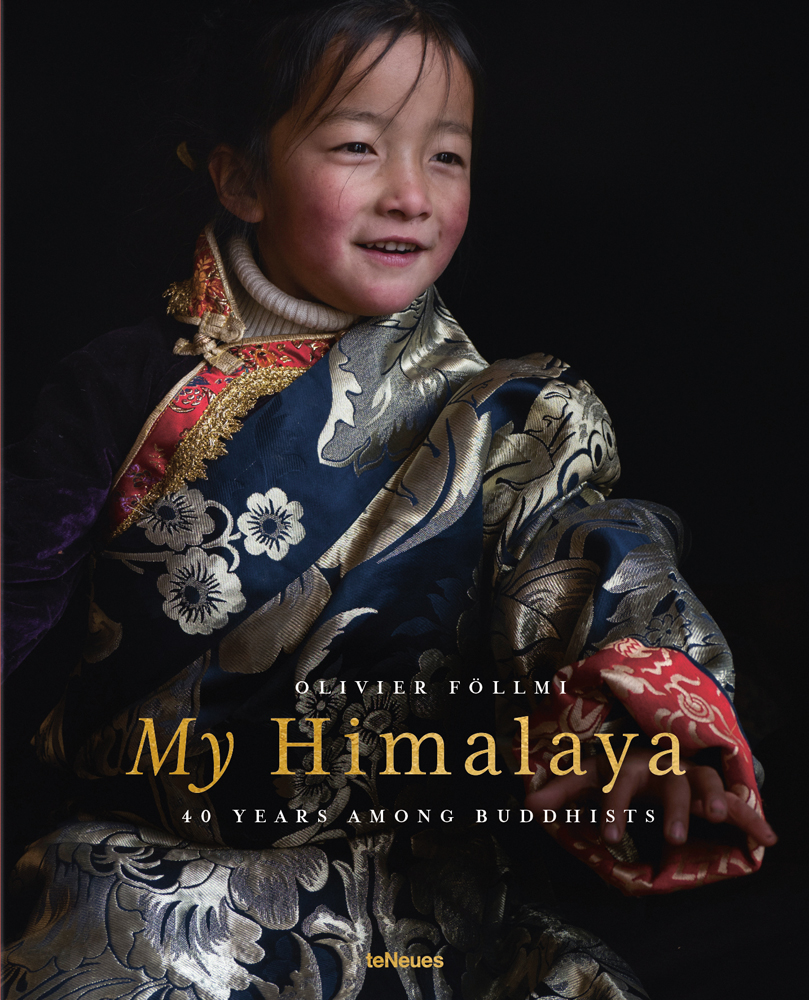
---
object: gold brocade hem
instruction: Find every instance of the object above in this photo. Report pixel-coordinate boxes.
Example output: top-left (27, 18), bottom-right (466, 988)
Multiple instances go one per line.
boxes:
top-left (110, 364), bottom-right (308, 539)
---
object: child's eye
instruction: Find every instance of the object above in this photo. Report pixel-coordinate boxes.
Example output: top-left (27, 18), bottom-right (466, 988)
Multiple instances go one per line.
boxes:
top-left (432, 151), bottom-right (463, 166)
top-left (339, 142), bottom-right (372, 155)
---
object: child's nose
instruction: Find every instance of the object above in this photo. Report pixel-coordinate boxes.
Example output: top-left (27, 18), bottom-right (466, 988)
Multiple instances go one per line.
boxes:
top-left (376, 162), bottom-right (432, 220)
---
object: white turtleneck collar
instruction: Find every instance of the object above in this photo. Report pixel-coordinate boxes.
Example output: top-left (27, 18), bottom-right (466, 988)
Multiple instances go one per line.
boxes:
top-left (228, 236), bottom-right (358, 341)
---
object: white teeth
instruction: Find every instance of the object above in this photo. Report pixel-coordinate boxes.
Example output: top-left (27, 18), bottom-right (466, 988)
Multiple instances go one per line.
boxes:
top-left (365, 241), bottom-right (418, 251)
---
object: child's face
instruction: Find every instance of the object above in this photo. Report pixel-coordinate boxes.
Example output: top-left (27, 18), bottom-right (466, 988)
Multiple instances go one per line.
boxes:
top-left (254, 33), bottom-right (473, 315)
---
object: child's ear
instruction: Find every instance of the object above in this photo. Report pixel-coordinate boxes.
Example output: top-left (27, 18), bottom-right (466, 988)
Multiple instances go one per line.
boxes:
top-left (208, 146), bottom-right (264, 223)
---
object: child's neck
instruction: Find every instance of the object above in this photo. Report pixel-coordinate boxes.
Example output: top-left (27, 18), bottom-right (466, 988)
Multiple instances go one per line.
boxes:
top-left (229, 237), bottom-right (358, 340)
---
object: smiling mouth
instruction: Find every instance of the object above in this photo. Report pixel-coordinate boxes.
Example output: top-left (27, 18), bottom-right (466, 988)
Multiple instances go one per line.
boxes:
top-left (359, 241), bottom-right (421, 253)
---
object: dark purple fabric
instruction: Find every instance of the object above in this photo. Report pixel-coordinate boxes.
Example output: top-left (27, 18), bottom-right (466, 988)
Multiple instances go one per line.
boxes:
top-left (2, 315), bottom-right (198, 677)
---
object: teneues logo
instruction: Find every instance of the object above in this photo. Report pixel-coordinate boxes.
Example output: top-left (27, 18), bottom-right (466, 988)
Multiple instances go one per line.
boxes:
top-left (366, 952), bottom-right (444, 969)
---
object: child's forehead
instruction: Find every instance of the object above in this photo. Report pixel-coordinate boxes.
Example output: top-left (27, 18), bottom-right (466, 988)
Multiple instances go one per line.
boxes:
top-left (301, 31), bottom-right (473, 127)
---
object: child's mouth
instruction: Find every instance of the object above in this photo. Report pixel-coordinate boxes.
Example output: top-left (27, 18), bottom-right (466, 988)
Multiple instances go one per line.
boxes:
top-left (359, 241), bottom-right (419, 254)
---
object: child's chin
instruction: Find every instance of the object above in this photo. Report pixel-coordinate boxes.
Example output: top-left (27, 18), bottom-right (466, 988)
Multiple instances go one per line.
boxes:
top-left (351, 288), bottom-right (429, 317)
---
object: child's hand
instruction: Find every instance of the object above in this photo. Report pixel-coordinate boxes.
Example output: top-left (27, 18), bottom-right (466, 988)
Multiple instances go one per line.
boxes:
top-left (524, 747), bottom-right (777, 848)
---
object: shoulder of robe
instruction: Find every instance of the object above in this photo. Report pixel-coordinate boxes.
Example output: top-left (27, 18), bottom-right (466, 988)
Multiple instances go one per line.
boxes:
top-left (475, 353), bottom-right (621, 496)
top-left (471, 353), bottom-right (614, 435)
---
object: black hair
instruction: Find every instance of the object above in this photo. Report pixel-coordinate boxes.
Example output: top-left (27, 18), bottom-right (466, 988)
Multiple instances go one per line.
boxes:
top-left (179, 0), bottom-right (484, 237)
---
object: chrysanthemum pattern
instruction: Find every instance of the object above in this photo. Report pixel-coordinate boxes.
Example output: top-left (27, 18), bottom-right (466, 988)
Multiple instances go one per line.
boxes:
top-left (138, 488), bottom-right (215, 550)
top-left (237, 488), bottom-right (305, 561)
top-left (111, 484), bottom-right (311, 634)
top-left (157, 547), bottom-right (246, 635)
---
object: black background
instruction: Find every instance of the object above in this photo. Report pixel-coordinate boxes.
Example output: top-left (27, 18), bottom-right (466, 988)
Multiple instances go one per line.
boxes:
top-left (3, 1), bottom-right (804, 994)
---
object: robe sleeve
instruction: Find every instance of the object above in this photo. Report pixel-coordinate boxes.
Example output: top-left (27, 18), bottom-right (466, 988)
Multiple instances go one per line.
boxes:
top-left (490, 490), bottom-right (734, 698)
top-left (2, 317), bottom-right (196, 677)
top-left (482, 357), bottom-right (764, 893)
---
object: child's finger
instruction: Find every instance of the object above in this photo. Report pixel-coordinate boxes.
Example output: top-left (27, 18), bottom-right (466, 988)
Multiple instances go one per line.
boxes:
top-left (658, 772), bottom-right (693, 845)
top-left (599, 767), bottom-right (644, 844)
top-left (685, 765), bottom-right (728, 823)
top-left (726, 786), bottom-right (778, 846)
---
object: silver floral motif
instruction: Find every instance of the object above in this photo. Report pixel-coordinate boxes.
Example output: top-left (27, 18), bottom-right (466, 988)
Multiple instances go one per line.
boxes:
top-left (646, 612), bottom-right (692, 647)
top-left (410, 649), bottom-right (462, 720)
top-left (157, 547), bottom-right (245, 634)
top-left (138, 488), bottom-right (215, 550)
top-left (289, 744), bottom-right (352, 815)
top-left (238, 487), bottom-right (305, 560)
top-left (4, 820), bottom-right (649, 1000)
top-left (296, 677), bottom-right (347, 736)
top-left (341, 683), bottom-right (409, 763)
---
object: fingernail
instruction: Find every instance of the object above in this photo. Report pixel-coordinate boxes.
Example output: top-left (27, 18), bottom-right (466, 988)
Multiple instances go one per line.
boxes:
top-left (670, 821), bottom-right (686, 843)
top-left (604, 824), bottom-right (620, 843)
top-left (709, 798), bottom-right (726, 818)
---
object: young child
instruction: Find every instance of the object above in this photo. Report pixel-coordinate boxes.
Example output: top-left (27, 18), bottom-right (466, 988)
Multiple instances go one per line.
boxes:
top-left (2, 2), bottom-right (775, 998)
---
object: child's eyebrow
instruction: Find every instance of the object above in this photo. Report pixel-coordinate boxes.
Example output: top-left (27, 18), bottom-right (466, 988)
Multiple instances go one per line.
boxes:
top-left (320, 107), bottom-right (472, 139)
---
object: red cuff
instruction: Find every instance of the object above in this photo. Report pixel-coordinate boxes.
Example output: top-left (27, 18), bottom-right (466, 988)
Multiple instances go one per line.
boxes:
top-left (515, 638), bottom-right (766, 895)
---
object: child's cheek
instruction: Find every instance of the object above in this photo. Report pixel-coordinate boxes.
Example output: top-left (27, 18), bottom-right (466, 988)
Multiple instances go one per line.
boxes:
top-left (438, 191), bottom-right (471, 263)
top-left (297, 177), bottom-right (357, 255)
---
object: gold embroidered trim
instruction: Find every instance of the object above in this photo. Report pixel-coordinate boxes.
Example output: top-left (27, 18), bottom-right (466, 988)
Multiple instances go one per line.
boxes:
top-left (111, 364), bottom-right (308, 539)
top-left (110, 338), bottom-right (338, 495)
top-left (163, 279), bottom-right (197, 322)
top-left (111, 362), bottom-right (208, 493)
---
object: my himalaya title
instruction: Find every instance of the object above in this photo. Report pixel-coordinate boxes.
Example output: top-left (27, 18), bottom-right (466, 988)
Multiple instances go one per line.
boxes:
top-left (127, 677), bottom-right (688, 794)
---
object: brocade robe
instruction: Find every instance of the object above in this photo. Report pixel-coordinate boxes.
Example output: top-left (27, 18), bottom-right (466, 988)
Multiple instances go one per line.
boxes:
top-left (2, 233), bottom-right (765, 1000)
